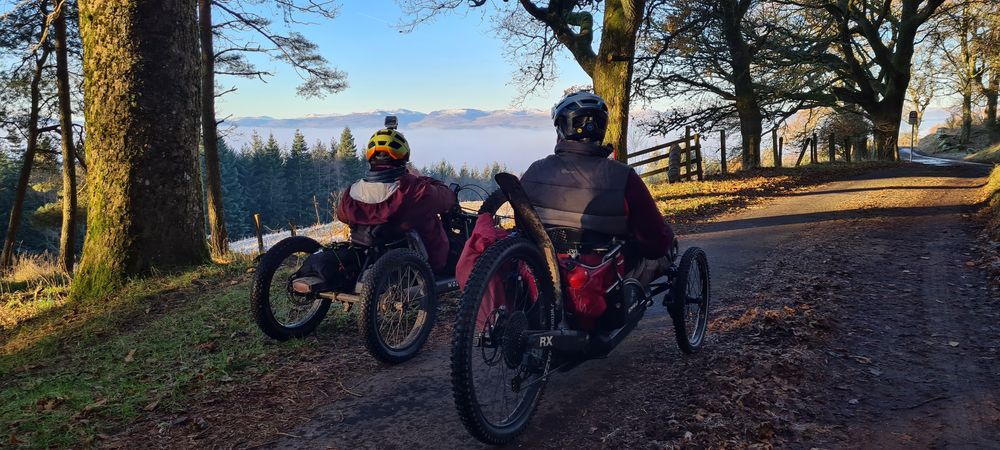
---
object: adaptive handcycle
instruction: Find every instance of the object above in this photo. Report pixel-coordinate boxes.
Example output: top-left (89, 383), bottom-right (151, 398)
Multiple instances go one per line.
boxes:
top-left (450, 173), bottom-right (711, 444)
top-left (249, 183), bottom-right (481, 364)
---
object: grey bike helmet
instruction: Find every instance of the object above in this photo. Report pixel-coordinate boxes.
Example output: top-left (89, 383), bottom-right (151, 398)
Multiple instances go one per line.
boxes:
top-left (551, 90), bottom-right (609, 143)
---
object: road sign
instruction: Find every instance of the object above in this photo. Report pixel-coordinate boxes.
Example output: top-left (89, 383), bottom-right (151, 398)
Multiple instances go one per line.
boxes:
top-left (908, 111), bottom-right (918, 125)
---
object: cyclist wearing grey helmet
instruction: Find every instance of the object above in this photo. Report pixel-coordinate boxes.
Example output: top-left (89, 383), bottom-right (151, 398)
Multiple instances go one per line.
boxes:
top-left (519, 90), bottom-right (675, 283)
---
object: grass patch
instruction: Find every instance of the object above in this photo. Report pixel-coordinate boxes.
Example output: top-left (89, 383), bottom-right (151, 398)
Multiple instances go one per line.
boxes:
top-left (650, 162), bottom-right (895, 221)
top-left (984, 165), bottom-right (1000, 240)
top-left (967, 142), bottom-right (1000, 164)
top-left (1, 253), bottom-right (71, 332)
top-left (0, 258), bottom-right (345, 447)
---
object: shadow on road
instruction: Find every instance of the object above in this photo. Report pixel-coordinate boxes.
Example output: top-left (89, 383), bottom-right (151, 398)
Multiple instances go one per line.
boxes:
top-left (775, 183), bottom-right (986, 197)
top-left (699, 204), bottom-right (978, 234)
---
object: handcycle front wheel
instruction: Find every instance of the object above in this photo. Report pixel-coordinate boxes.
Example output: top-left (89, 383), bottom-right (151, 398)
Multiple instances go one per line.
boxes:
top-left (357, 249), bottom-right (437, 364)
top-left (451, 236), bottom-right (556, 445)
top-left (250, 236), bottom-right (331, 340)
top-left (668, 247), bottom-right (710, 354)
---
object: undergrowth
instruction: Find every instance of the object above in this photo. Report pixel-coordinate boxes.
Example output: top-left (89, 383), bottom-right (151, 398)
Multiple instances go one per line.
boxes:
top-left (0, 258), bottom-right (358, 447)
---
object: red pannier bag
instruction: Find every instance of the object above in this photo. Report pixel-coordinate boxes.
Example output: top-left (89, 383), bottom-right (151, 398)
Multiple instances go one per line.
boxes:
top-left (559, 252), bottom-right (624, 331)
top-left (457, 214), bottom-right (537, 328)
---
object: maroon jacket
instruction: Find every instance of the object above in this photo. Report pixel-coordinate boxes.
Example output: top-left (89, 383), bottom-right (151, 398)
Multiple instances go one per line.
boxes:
top-left (623, 169), bottom-right (675, 259)
top-left (337, 173), bottom-right (457, 272)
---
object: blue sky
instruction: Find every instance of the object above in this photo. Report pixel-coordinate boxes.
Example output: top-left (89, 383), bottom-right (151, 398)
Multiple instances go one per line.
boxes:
top-left (216, 0), bottom-right (593, 119)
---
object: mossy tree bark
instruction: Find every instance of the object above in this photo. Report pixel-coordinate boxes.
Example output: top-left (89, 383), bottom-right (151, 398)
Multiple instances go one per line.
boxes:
top-left (199, 0), bottom-right (228, 258)
top-left (72, 0), bottom-right (208, 299)
top-left (592, 0), bottom-right (645, 163)
top-left (0, 6), bottom-right (51, 272)
top-left (54, 0), bottom-right (78, 274)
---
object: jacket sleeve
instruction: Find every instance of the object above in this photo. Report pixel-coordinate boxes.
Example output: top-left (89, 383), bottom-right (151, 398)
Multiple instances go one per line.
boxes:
top-left (336, 188), bottom-right (354, 225)
top-left (624, 169), bottom-right (674, 259)
top-left (414, 176), bottom-right (458, 214)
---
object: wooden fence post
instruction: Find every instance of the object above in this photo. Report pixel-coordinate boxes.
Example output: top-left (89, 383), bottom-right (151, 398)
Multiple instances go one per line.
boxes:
top-left (778, 136), bottom-right (784, 168)
top-left (810, 132), bottom-right (818, 164)
top-left (772, 129), bottom-right (780, 168)
top-left (253, 213), bottom-right (264, 253)
top-left (795, 138), bottom-right (811, 166)
top-left (684, 127), bottom-right (692, 180)
top-left (668, 144), bottom-right (681, 182)
top-left (828, 133), bottom-right (835, 162)
top-left (720, 130), bottom-right (727, 174)
top-left (694, 132), bottom-right (703, 180)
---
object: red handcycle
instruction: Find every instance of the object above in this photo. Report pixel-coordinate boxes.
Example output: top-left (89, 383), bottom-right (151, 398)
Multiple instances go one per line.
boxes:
top-left (450, 173), bottom-right (711, 444)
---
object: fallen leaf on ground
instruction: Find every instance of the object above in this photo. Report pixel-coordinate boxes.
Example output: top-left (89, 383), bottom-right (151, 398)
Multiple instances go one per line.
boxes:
top-left (144, 398), bottom-right (161, 412)
top-left (197, 341), bottom-right (219, 353)
top-left (124, 349), bottom-right (136, 363)
top-left (84, 398), bottom-right (108, 412)
top-left (850, 355), bottom-right (872, 364)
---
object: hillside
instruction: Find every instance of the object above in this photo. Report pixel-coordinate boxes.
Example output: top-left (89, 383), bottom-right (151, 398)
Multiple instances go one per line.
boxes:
top-left (916, 123), bottom-right (1000, 163)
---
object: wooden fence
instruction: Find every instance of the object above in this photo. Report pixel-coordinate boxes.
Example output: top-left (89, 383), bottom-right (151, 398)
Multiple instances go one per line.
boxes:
top-left (631, 128), bottom-right (883, 182)
top-left (628, 127), bottom-right (703, 182)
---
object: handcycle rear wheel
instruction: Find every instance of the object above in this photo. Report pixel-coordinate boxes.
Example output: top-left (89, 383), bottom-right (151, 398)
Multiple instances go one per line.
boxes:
top-left (250, 236), bottom-right (330, 340)
top-left (668, 247), bottom-right (710, 354)
top-left (451, 236), bottom-right (556, 445)
top-left (358, 249), bottom-right (437, 364)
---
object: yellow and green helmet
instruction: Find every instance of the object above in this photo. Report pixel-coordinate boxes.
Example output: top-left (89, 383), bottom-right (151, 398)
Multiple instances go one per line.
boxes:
top-left (365, 129), bottom-right (411, 164)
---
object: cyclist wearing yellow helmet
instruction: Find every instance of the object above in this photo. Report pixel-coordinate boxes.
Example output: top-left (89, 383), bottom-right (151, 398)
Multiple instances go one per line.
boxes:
top-left (337, 127), bottom-right (457, 272)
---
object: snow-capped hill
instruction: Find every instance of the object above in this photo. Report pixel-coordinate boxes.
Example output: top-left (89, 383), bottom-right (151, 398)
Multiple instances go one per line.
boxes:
top-left (231, 108), bottom-right (550, 130)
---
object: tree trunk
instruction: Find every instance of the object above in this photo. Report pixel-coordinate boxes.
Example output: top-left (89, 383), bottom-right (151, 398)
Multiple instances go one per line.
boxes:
top-left (736, 104), bottom-right (763, 169)
top-left (721, 0), bottom-right (762, 169)
top-left (593, 0), bottom-right (645, 163)
top-left (985, 71), bottom-right (998, 128)
top-left (960, 85), bottom-right (973, 146)
top-left (872, 110), bottom-right (903, 161)
top-left (199, 0), bottom-right (228, 257)
top-left (72, 0), bottom-right (208, 299)
top-left (54, 1), bottom-right (77, 274)
top-left (0, 42), bottom-right (51, 272)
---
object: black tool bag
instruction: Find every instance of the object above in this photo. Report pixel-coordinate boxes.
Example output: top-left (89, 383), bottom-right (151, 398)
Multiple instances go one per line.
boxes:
top-left (293, 245), bottom-right (363, 293)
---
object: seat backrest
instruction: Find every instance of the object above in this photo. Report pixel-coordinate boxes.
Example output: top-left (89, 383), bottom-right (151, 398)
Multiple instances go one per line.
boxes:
top-left (350, 224), bottom-right (405, 247)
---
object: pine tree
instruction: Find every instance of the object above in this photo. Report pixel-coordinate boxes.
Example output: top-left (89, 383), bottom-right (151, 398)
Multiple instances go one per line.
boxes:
top-left (335, 126), bottom-right (363, 186)
top-left (245, 133), bottom-right (285, 229)
top-left (284, 130), bottom-right (310, 225)
top-left (310, 139), bottom-right (335, 213)
top-left (218, 139), bottom-right (249, 239)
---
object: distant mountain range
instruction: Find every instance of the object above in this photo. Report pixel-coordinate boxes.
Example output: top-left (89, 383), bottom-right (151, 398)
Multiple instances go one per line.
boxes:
top-left (231, 108), bottom-right (552, 130)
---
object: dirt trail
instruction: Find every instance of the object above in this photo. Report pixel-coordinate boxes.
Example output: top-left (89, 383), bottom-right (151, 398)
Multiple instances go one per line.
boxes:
top-left (261, 161), bottom-right (997, 449)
